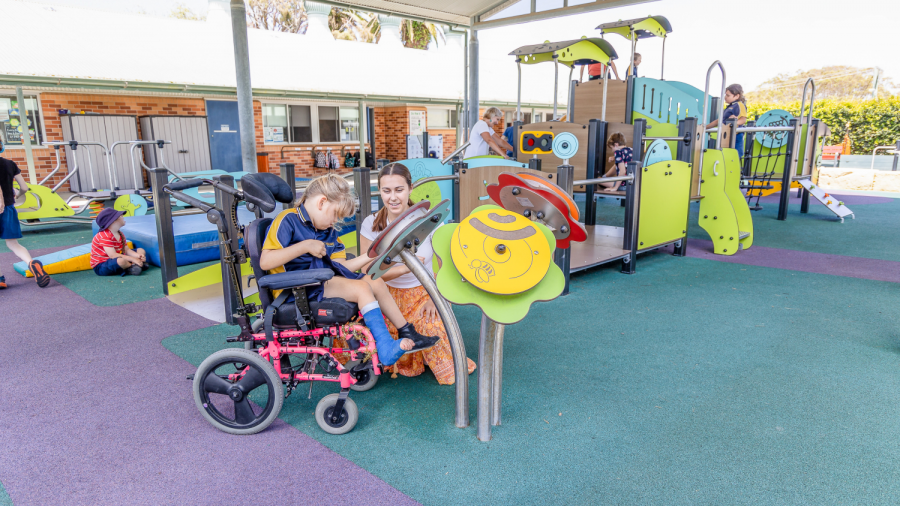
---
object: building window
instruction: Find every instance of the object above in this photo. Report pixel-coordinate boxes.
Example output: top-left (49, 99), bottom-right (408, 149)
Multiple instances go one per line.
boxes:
top-left (427, 108), bottom-right (458, 129)
top-left (290, 105), bottom-right (312, 143)
top-left (0, 94), bottom-right (44, 147)
top-left (261, 102), bottom-right (362, 144)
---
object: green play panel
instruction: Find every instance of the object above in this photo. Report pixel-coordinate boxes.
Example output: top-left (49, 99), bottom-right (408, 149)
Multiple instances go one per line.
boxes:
top-left (163, 257), bottom-right (900, 505)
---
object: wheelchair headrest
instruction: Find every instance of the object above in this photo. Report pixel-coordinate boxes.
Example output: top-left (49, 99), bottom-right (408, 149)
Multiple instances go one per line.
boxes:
top-left (241, 173), bottom-right (295, 213)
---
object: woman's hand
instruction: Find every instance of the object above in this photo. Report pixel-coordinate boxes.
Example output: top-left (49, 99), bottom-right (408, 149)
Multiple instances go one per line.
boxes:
top-left (416, 298), bottom-right (439, 321)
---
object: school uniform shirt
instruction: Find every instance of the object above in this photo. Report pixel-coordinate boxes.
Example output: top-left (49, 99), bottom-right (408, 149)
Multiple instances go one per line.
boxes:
top-left (90, 229), bottom-right (127, 267)
top-left (465, 120), bottom-right (494, 158)
top-left (360, 214), bottom-right (436, 289)
top-left (262, 205), bottom-right (362, 300)
top-left (0, 157), bottom-right (21, 206)
top-left (587, 62), bottom-right (609, 78)
top-left (626, 64), bottom-right (638, 78)
top-left (722, 101), bottom-right (748, 124)
top-left (614, 147), bottom-right (634, 173)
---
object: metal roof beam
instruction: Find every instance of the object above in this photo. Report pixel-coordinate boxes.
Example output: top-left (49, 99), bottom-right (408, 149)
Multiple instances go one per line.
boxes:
top-left (474, 0), bottom-right (657, 30)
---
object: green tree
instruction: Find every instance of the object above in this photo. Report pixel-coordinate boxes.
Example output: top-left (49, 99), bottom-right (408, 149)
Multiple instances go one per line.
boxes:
top-left (748, 66), bottom-right (897, 103)
top-left (170, 3), bottom-right (206, 21)
top-left (246, 0), bottom-right (306, 33)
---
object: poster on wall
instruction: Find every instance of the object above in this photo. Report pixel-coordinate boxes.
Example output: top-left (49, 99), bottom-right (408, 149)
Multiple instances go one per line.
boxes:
top-left (409, 110), bottom-right (425, 136)
top-left (406, 134), bottom-right (443, 160)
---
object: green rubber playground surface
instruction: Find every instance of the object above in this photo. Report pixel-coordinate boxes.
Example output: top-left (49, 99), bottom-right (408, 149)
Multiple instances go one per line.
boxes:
top-left (0, 482), bottom-right (10, 506)
top-left (163, 254), bottom-right (900, 505)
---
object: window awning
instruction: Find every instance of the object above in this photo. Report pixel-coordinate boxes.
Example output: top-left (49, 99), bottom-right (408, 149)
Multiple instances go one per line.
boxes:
top-left (508, 38), bottom-right (618, 67)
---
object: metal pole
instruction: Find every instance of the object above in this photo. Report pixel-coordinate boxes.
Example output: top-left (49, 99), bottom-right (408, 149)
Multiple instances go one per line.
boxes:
top-left (463, 30), bottom-right (469, 142)
top-left (477, 313), bottom-right (496, 441)
top-left (699, 60), bottom-right (726, 178)
top-left (660, 37), bottom-right (666, 80)
top-left (358, 100), bottom-right (367, 168)
top-left (777, 119), bottom-right (800, 221)
top-left (399, 249), bottom-right (469, 429)
top-left (467, 27), bottom-right (480, 139)
top-left (555, 163), bottom-right (574, 295)
top-left (214, 175), bottom-right (239, 325)
top-left (516, 60), bottom-right (522, 122)
top-left (893, 140), bottom-right (900, 171)
top-left (14, 87), bottom-right (36, 183)
top-left (567, 78), bottom-right (576, 123)
top-left (489, 319), bottom-right (505, 427)
top-left (353, 167), bottom-right (371, 256)
top-left (621, 161), bottom-right (641, 274)
top-left (150, 168), bottom-right (178, 293)
top-left (230, 0), bottom-right (257, 173)
top-left (452, 162), bottom-right (463, 222)
top-left (584, 119), bottom-right (605, 226)
top-left (552, 56), bottom-right (559, 120)
top-left (279, 163), bottom-right (296, 209)
top-left (601, 72), bottom-right (608, 122)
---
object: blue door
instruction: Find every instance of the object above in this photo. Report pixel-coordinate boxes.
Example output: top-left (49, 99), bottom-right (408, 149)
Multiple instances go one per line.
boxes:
top-left (206, 100), bottom-right (243, 172)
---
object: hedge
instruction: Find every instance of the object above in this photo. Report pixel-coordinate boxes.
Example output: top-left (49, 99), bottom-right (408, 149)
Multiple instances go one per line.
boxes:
top-left (746, 97), bottom-right (900, 155)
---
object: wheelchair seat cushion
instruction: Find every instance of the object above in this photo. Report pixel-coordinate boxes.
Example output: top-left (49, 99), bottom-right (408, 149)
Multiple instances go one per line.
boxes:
top-left (272, 297), bottom-right (359, 328)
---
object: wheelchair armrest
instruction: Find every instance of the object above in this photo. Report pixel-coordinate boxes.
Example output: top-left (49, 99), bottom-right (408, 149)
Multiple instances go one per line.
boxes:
top-left (257, 269), bottom-right (334, 290)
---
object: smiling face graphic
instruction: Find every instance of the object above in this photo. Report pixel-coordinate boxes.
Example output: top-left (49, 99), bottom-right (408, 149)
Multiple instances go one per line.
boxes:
top-left (450, 209), bottom-right (552, 295)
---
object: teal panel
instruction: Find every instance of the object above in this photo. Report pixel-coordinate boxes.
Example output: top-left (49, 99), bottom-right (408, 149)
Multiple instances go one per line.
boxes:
top-left (666, 81), bottom-right (716, 123)
top-left (462, 158), bottom-right (528, 170)
top-left (394, 158), bottom-right (454, 224)
top-left (632, 77), bottom-right (707, 126)
top-left (643, 138), bottom-right (674, 166)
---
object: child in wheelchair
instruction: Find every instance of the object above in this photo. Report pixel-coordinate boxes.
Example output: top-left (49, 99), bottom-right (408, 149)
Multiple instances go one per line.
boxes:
top-left (259, 173), bottom-right (439, 366)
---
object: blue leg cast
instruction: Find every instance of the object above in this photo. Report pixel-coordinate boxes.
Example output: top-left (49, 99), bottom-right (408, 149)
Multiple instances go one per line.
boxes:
top-left (361, 304), bottom-right (405, 366)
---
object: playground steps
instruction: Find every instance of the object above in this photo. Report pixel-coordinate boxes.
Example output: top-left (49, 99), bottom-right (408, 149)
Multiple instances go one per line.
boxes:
top-left (739, 231), bottom-right (750, 240)
top-left (796, 179), bottom-right (855, 222)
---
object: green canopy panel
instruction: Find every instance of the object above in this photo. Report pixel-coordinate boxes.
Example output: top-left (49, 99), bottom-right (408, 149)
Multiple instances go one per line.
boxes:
top-left (596, 15), bottom-right (672, 40)
top-left (509, 37), bottom-right (618, 67)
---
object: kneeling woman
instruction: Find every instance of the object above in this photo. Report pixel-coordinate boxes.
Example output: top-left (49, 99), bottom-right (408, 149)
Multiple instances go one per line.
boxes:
top-left (360, 163), bottom-right (477, 385)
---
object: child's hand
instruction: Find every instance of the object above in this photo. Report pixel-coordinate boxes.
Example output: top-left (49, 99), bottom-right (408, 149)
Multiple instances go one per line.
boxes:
top-left (301, 240), bottom-right (327, 258)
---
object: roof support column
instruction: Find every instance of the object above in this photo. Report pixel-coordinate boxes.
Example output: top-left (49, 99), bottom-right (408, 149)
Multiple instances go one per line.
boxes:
top-left (467, 26), bottom-right (479, 138)
top-left (230, 0), bottom-right (258, 173)
top-left (15, 86), bottom-right (36, 183)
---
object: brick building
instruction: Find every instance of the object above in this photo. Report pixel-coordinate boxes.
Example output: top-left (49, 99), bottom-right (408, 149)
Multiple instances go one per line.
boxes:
top-left (0, 0), bottom-right (555, 190)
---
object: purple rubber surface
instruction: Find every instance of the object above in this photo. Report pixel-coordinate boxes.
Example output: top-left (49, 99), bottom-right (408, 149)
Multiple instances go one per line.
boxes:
top-left (0, 250), bottom-right (417, 506)
top-left (684, 239), bottom-right (900, 283)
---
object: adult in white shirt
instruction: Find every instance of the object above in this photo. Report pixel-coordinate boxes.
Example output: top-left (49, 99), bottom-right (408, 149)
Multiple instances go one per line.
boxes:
top-left (464, 107), bottom-right (513, 159)
top-left (359, 162), bottom-right (476, 385)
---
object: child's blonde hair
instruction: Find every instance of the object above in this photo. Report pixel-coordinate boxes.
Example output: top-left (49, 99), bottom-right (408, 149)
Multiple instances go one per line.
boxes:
top-left (297, 173), bottom-right (357, 221)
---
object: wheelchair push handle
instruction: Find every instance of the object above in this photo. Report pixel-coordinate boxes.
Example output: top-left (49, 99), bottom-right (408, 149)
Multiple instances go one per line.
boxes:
top-left (163, 179), bottom-right (215, 213)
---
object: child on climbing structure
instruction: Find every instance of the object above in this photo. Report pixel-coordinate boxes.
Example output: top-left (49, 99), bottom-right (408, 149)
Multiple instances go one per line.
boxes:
top-left (258, 173), bottom-right (439, 366)
top-left (599, 132), bottom-right (632, 192)
top-left (707, 84), bottom-right (748, 156)
top-left (0, 138), bottom-right (50, 289)
top-left (90, 208), bottom-right (148, 276)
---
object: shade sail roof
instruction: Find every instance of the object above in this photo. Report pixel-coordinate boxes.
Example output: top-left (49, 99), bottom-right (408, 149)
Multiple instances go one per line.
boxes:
top-left (597, 15), bottom-right (671, 39)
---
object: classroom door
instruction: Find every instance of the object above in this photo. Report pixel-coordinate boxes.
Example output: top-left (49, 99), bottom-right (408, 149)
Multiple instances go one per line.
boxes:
top-left (205, 100), bottom-right (242, 172)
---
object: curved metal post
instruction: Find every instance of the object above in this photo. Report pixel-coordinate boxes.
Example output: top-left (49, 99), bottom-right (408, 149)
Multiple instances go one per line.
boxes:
top-left (489, 318), bottom-right (505, 426)
top-left (516, 59), bottom-right (522, 122)
top-left (698, 60), bottom-right (727, 181)
top-left (661, 37), bottom-right (666, 79)
top-left (552, 55), bottom-right (559, 120)
top-left (399, 249), bottom-right (470, 428)
top-left (800, 78), bottom-right (816, 125)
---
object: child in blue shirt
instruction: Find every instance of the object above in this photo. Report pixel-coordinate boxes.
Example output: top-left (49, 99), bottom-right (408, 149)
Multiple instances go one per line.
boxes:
top-left (600, 132), bottom-right (632, 192)
top-left (708, 84), bottom-right (748, 156)
top-left (259, 173), bottom-right (439, 366)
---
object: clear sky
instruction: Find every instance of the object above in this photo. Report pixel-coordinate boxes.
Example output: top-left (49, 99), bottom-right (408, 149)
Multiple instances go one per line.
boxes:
top-left (33, 0), bottom-right (898, 95)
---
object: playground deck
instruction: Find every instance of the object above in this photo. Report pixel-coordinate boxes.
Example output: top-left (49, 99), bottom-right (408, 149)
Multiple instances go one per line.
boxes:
top-left (2, 190), bottom-right (900, 505)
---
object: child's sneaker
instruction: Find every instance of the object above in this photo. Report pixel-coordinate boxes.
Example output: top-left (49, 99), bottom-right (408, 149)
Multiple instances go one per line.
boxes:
top-left (126, 265), bottom-right (143, 276)
top-left (0, 276), bottom-right (6, 289)
top-left (29, 260), bottom-right (50, 288)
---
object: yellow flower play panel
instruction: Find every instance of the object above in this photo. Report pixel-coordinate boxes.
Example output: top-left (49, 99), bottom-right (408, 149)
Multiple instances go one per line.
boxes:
top-left (450, 208), bottom-right (551, 295)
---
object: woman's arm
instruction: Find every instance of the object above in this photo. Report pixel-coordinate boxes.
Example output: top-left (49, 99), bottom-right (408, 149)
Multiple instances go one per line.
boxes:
top-left (259, 240), bottom-right (321, 271)
top-left (481, 132), bottom-right (509, 159)
top-left (493, 132), bottom-right (513, 152)
top-left (609, 61), bottom-right (620, 80)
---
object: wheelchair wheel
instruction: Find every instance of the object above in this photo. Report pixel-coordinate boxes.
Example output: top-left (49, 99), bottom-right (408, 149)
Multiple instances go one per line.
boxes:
top-left (193, 348), bottom-right (283, 435)
top-left (349, 367), bottom-right (379, 392)
top-left (315, 393), bottom-right (358, 435)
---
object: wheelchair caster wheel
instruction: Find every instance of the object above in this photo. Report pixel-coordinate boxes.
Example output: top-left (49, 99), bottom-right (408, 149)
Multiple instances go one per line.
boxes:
top-left (193, 348), bottom-right (283, 435)
top-left (315, 393), bottom-right (358, 435)
top-left (349, 366), bottom-right (379, 392)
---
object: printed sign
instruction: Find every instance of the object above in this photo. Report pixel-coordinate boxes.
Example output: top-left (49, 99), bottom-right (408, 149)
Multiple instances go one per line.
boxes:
top-left (409, 110), bottom-right (425, 136)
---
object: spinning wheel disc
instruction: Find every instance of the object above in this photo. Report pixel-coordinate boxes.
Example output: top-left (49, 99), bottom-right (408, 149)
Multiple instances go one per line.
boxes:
top-left (450, 208), bottom-right (551, 295)
top-left (367, 200), bottom-right (431, 258)
top-left (516, 173), bottom-right (579, 221)
top-left (368, 200), bottom-right (451, 281)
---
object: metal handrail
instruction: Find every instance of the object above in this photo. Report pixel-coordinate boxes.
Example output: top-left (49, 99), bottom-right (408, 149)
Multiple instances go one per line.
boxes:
top-left (441, 142), bottom-right (470, 164)
top-left (800, 78), bottom-right (816, 125)
top-left (871, 145), bottom-right (899, 170)
top-left (412, 174), bottom-right (459, 188)
top-left (733, 126), bottom-right (795, 134)
top-left (573, 175), bottom-right (634, 186)
top-left (699, 60), bottom-right (726, 182)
